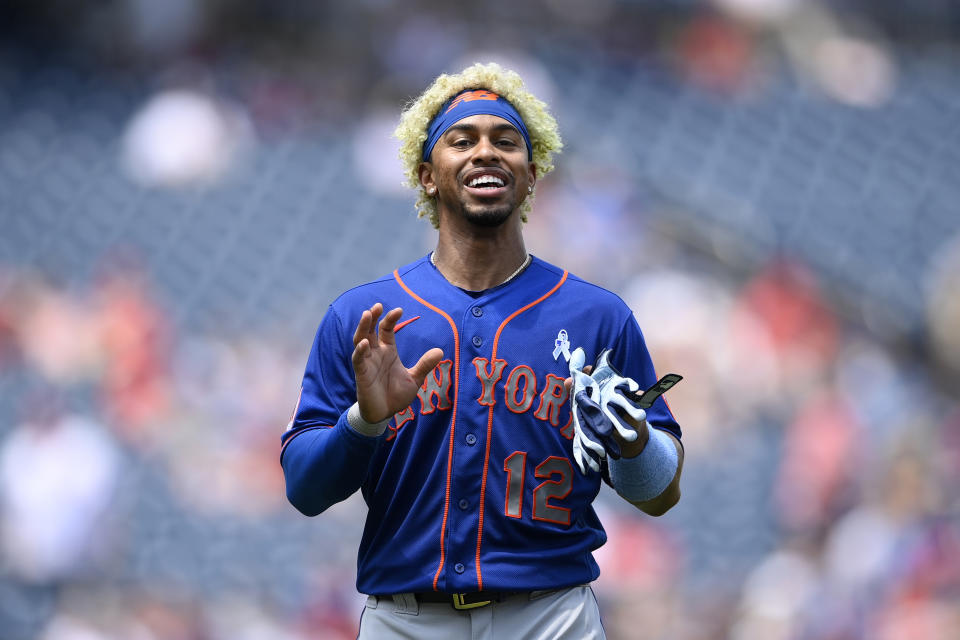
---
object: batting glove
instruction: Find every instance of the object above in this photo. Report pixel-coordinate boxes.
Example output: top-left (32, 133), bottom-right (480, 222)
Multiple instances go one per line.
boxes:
top-left (569, 347), bottom-right (611, 474)
top-left (590, 349), bottom-right (646, 444)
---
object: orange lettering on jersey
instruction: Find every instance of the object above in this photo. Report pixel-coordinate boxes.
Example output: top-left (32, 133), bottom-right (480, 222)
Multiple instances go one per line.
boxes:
top-left (418, 359), bottom-right (453, 414)
top-left (504, 365), bottom-right (537, 414)
top-left (387, 405), bottom-right (415, 441)
top-left (534, 374), bottom-right (568, 426)
top-left (473, 357), bottom-right (507, 407)
top-left (445, 89), bottom-right (500, 114)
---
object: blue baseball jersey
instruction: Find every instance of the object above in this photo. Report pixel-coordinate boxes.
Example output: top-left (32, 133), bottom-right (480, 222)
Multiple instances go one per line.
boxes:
top-left (281, 254), bottom-right (680, 596)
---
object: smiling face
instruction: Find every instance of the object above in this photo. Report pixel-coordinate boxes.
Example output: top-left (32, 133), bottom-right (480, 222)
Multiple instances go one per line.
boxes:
top-left (419, 114), bottom-right (537, 229)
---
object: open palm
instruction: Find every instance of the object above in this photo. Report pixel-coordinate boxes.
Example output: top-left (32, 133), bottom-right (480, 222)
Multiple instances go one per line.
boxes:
top-left (351, 303), bottom-right (444, 424)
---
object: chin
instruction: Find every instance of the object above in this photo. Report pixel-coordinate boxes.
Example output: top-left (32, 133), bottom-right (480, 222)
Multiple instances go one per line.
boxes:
top-left (462, 204), bottom-right (515, 228)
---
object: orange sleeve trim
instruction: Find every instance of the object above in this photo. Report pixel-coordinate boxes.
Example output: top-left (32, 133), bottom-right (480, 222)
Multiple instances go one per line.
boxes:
top-left (393, 315), bottom-right (421, 333)
top-left (474, 270), bottom-right (568, 590)
top-left (393, 269), bottom-right (461, 592)
top-left (663, 396), bottom-right (677, 421)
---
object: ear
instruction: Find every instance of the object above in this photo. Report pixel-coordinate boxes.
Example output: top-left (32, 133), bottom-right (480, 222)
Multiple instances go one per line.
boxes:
top-left (527, 162), bottom-right (538, 191)
top-left (418, 162), bottom-right (435, 193)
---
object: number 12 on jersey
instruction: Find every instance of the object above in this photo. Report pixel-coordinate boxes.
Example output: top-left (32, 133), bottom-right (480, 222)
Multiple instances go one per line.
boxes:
top-left (504, 452), bottom-right (573, 525)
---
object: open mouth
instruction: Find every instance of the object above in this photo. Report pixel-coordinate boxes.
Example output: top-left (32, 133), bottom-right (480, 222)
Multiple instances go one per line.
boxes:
top-left (464, 170), bottom-right (509, 196)
top-left (467, 174), bottom-right (505, 189)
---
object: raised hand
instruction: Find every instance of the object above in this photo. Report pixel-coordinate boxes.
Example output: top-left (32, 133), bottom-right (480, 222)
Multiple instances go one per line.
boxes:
top-left (351, 303), bottom-right (444, 424)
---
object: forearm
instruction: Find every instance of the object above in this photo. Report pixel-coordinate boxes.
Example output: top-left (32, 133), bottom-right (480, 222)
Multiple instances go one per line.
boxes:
top-left (281, 409), bottom-right (383, 516)
top-left (609, 426), bottom-right (683, 516)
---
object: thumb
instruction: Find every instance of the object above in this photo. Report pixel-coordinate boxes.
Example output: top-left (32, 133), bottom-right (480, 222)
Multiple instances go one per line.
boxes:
top-left (408, 348), bottom-right (445, 385)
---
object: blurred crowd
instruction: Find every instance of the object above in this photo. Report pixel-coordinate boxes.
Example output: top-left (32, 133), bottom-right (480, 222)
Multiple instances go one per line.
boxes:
top-left (2, 0), bottom-right (960, 639)
top-left (0, 261), bottom-right (317, 639)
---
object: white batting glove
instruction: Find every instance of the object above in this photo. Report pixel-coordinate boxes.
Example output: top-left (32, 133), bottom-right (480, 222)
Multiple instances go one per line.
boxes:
top-left (590, 349), bottom-right (645, 443)
top-left (569, 347), bottom-right (607, 474)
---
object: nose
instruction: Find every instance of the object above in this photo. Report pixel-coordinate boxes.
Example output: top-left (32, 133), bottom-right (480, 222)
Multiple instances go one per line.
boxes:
top-left (471, 135), bottom-right (500, 163)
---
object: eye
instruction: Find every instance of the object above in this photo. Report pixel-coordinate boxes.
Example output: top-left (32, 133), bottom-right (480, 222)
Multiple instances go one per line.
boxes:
top-left (451, 138), bottom-right (473, 148)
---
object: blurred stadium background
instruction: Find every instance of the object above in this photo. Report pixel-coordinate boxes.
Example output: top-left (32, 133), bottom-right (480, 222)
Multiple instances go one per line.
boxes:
top-left (1, 0), bottom-right (959, 638)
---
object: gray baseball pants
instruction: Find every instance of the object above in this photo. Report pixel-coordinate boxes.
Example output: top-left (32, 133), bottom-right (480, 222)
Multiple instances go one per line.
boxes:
top-left (356, 585), bottom-right (606, 639)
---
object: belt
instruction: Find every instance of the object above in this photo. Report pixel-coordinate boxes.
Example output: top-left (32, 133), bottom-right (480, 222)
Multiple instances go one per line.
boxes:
top-left (411, 590), bottom-right (532, 610)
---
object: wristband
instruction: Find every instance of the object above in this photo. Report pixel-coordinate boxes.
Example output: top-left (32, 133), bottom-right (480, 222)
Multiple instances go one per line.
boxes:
top-left (608, 427), bottom-right (678, 503)
top-left (346, 402), bottom-right (390, 437)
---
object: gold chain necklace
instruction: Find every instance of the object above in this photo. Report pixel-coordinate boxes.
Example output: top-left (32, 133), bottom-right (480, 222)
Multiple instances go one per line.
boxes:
top-left (430, 252), bottom-right (532, 287)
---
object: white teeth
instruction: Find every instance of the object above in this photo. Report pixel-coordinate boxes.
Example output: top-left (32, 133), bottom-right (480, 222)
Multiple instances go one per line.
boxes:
top-left (468, 175), bottom-right (505, 188)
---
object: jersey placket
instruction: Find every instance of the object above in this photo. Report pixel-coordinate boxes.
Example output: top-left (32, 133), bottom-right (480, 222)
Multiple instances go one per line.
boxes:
top-left (442, 299), bottom-right (493, 591)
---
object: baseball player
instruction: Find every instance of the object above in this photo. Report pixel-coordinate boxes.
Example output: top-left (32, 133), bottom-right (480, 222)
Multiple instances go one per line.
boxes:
top-left (281, 62), bottom-right (683, 639)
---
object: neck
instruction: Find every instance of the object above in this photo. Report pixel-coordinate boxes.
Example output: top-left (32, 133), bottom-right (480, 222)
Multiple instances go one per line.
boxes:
top-left (432, 216), bottom-right (528, 291)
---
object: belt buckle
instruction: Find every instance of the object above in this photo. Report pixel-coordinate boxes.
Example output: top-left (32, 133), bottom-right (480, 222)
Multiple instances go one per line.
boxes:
top-left (452, 593), bottom-right (492, 610)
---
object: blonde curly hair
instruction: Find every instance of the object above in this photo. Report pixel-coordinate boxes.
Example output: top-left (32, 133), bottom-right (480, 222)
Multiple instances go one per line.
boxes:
top-left (395, 62), bottom-right (563, 228)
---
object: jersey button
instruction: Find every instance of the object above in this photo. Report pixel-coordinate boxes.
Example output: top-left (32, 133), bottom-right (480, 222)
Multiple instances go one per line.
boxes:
top-left (458, 499), bottom-right (469, 510)
top-left (465, 433), bottom-right (477, 446)
top-left (472, 336), bottom-right (483, 347)
top-left (472, 306), bottom-right (483, 317)
top-left (454, 563), bottom-right (465, 574)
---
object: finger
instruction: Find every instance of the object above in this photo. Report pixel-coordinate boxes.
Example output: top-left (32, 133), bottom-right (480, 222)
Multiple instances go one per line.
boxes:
top-left (578, 441), bottom-right (601, 472)
top-left (378, 307), bottom-right (404, 347)
top-left (573, 441), bottom-right (593, 474)
top-left (606, 412), bottom-right (639, 442)
top-left (581, 431), bottom-right (607, 455)
top-left (583, 365), bottom-right (593, 375)
top-left (352, 338), bottom-right (370, 374)
top-left (574, 451), bottom-right (587, 475)
top-left (583, 453), bottom-right (599, 473)
top-left (573, 441), bottom-right (586, 474)
top-left (408, 347), bottom-right (444, 384)
top-left (569, 347), bottom-right (585, 374)
top-left (602, 396), bottom-right (643, 441)
top-left (353, 310), bottom-right (372, 347)
top-left (604, 409), bottom-right (639, 440)
top-left (573, 439), bottom-right (599, 474)
top-left (609, 394), bottom-right (647, 421)
top-left (574, 408), bottom-right (608, 456)
top-left (367, 303), bottom-right (383, 348)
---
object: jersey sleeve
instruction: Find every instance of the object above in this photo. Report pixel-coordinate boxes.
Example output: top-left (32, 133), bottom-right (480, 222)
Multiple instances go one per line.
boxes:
top-left (280, 305), bottom-right (382, 516)
top-left (599, 313), bottom-right (682, 488)
top-left (609, 313), bottom-right (682, 442)
top-left (290, 305), bottom-right (355, 431)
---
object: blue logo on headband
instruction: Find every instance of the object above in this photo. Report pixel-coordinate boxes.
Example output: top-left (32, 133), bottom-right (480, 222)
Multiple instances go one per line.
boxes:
top-left (422, 89), bottom-right (533, 161)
